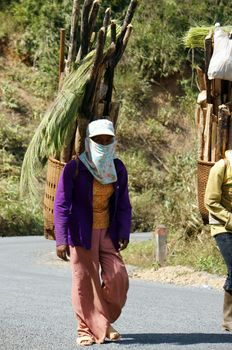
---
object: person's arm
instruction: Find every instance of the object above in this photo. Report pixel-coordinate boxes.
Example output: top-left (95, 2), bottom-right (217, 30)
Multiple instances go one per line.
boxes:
top-left (54, 160), bottom-right (76, 258)
top-left (116, 162), bottom-right (132, 249)
top-left (204, 159), bottom-right (232, 230)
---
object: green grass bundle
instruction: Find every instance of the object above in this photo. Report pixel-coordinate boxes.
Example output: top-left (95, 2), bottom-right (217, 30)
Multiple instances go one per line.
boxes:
top-left (183, 26), bottom-right (232, 48)
top-left (20, 52), bottom-right (94, 200)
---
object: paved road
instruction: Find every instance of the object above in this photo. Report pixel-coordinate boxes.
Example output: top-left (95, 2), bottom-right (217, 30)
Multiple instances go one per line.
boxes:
top-left (130, 232), bottom-right (152, 241)
top-left (0, 236), bottom-right (232, 350)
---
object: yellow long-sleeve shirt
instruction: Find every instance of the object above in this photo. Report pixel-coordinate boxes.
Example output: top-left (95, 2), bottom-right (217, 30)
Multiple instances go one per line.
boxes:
top-left (204, 156), bottom-right (232, 236)
top-left (92, 178), bottom-right (114, 229)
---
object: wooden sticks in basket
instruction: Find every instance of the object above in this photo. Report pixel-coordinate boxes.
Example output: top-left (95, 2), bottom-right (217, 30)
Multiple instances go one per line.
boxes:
top-left (196, 103), bottom-right (232, 162)
top-left (58, 0), bottom-right (138, 161)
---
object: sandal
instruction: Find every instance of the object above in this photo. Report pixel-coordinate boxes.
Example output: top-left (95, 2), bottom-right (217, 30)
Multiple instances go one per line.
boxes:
top-left (106, 325), bottom-right (121, 341)
top-left (76, 335), bottom-right (94, 346)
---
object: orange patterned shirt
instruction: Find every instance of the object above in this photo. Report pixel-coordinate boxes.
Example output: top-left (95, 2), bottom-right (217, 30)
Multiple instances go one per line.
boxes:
top-left (92, 178), bottom-right (114, 229)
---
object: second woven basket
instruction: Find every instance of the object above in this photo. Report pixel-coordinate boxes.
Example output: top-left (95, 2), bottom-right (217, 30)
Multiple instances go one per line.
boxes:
top-left (43, 157), bottom-right (65, 240)
top-left (197, 160), bottom-right (215, 224)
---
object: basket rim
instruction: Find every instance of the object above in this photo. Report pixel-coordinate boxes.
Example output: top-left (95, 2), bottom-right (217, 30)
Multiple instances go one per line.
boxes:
top-left (48, 156), bottom-right (66, 166)
top-left (197, 159), bottom-right (215, 166)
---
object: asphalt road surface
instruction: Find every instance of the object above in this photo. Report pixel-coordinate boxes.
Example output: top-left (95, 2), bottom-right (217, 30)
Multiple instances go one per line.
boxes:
top-left (0, 236), bottom-right (232, 350)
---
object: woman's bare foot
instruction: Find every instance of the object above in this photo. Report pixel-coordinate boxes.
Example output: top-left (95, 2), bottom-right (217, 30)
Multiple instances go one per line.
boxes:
top-left (76, 335), bottom-right (94, 346)
top-left (106, 325), bottom-right (121, 341)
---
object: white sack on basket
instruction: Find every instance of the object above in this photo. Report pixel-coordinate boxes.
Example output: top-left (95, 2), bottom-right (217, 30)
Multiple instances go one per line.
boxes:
top-left (208, 28), bottom-right (232, 81)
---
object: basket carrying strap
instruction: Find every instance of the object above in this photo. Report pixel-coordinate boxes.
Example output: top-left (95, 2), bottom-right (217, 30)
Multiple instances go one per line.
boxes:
top-left (222, 158), bottom-right (230, 184)
top-left (74, 157), bottom-right (79, 179)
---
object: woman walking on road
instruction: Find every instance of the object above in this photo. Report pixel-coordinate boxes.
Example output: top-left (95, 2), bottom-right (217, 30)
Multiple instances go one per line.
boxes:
top-left (54, 119), bottom-right (132, 346)
top-left (205, 150), bottom-right (232, 332)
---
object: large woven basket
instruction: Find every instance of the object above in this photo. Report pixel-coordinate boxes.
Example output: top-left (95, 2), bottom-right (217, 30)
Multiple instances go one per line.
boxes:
top-left (197, 160), bottom-right (215, 224)
top-left (43, 157), bottom-right (65, 240)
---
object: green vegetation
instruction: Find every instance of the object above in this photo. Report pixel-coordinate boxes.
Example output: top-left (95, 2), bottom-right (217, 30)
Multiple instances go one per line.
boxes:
top-left (0, 57), bottom-right (52, 236)
top-left (0, 109), bottom-right (43, 236)
top-left (184, 25), bottom-right (232, 49)
top-left (1, 0), bottom-right (231, 275)
top-left (122, 230), bottom-right (227, 276)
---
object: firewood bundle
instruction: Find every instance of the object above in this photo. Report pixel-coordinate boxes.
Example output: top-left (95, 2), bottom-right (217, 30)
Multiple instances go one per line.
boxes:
top-left (59, 0), bottom-right (138, 161)
top-left (196, 103), bottom-right (232, 162)
top-left (196, 31), bottom-right (232, 163)
top-left (195, 31), bottom-right (232, 224)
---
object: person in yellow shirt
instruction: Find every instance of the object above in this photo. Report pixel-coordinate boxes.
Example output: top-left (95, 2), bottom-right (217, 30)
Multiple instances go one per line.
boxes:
top-left (205, 150), bottom-right (232, 332)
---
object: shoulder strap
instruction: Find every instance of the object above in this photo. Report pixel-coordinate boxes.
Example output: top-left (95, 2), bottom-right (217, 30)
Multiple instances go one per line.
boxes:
top-left (223, 158), bottom-right (230, 183)
top-left (223, 158), bottom-right (228, 167)
top-left (73, 157), bottom-right (79, 179)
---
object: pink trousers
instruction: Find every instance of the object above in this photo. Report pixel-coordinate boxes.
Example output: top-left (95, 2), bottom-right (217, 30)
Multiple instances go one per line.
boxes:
top-left (70, 228), bottom-right (129, 343)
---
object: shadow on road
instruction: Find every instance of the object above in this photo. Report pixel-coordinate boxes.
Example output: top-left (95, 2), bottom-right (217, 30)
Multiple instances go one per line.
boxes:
top-left (121, 333), bottom-right (232, 345)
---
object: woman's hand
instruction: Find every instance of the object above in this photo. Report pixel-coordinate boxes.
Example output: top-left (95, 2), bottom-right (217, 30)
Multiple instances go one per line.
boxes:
top-left (56, 245), bottom-right (70, 261)
top-left (119, 239), bottom-right (129, 251)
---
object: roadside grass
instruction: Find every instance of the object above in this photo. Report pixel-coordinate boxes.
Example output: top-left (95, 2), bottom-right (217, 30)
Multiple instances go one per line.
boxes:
top-left (0, 176), bottom-right (43, 236)
top-left (122, 230), bottom-right (227, 276)
top-left (121, 239), bottom-right (154, 268)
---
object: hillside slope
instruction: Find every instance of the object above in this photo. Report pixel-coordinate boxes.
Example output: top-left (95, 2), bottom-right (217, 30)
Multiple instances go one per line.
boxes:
top-left (1, 0), bottom-right (228, 275)
top-left (0, 40), bottom-right (198, 234)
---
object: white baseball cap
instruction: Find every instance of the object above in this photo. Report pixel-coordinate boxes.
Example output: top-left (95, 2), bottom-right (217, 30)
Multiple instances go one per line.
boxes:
top-left (88, 119), bottom-right (115, 137)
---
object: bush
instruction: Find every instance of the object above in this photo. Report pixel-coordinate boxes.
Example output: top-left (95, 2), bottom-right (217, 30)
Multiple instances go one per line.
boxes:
top-left (167, 229), bottom-right (226, 275)
top-left (0, 0), bottom-right (16, 11)
top-left (12, 0), bottom-right (70, 74)
top-left (0, 112), bottom-right (43, 237)
top-left (0, 176), bottom-right (43, 237)
top-left (8, 0), bottom-right (131, 78)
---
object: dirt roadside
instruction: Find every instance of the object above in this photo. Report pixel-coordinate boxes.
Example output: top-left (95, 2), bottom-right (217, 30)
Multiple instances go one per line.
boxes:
top-left (127, 265), bottom-right (225, 290)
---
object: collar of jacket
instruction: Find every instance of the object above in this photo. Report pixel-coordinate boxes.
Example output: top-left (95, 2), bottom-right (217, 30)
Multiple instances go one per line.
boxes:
top-left (77, 157), bottom-right (120, 202)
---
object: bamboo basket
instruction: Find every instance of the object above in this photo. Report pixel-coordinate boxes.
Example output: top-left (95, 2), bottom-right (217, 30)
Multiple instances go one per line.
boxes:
top-left (197, 160), bottom-right (215, 224)
top-left (43, 157), bottom-right (65, 240)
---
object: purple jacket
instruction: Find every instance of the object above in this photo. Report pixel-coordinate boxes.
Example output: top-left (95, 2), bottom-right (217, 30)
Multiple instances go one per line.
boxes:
top-left (54, 158), bottom-right (132, 250)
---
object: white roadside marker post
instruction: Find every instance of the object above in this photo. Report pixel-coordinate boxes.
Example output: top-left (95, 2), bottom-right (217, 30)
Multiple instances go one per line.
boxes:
top-left (153, 225), bottom-right (168, 266)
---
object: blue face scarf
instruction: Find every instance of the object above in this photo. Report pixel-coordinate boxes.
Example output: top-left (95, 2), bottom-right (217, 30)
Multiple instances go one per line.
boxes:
top-left (79, 137), bottom-right (117, 184)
